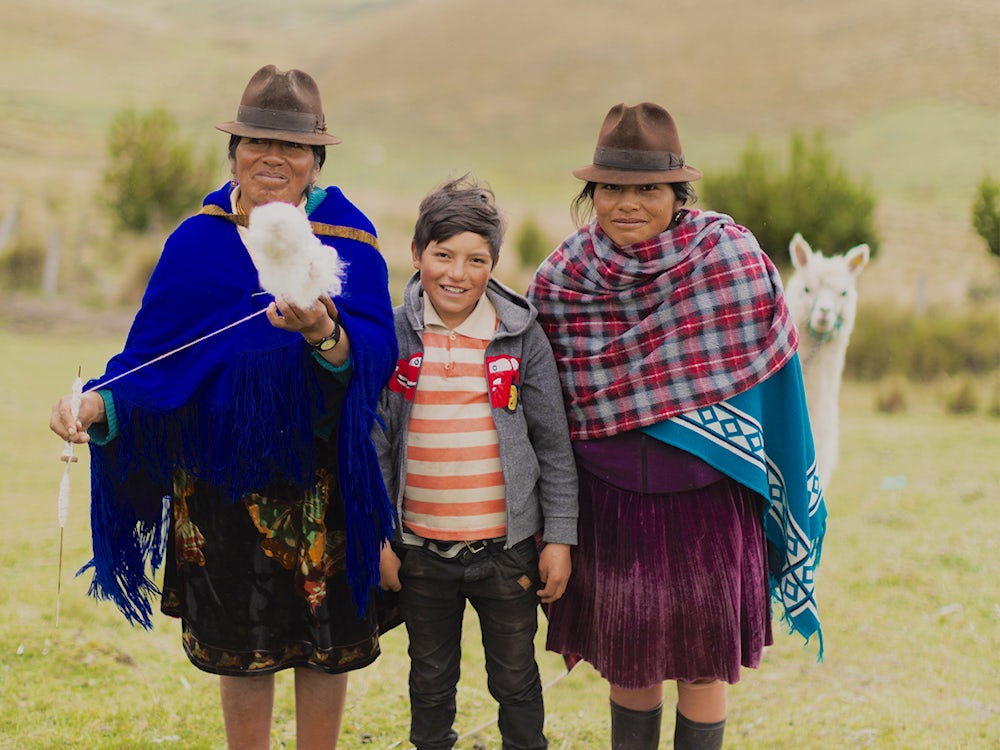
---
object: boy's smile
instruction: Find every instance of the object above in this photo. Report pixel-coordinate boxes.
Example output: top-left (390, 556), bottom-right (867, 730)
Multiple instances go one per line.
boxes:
top-left (413, 231), bottom-right (495, 329)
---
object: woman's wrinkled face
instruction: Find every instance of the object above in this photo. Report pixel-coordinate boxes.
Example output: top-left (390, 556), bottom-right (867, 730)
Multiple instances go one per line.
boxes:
top-left (232, 137), bottom-right (320, 211)
top-left (593, 183), bottom-right (682, 247)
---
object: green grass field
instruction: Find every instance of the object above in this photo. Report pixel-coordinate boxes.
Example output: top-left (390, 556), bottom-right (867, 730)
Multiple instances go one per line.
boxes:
top-left (1, 328), bottom-right (998, 749)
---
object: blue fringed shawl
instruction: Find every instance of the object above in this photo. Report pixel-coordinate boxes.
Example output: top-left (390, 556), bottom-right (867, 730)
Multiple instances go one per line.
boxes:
top-left (84, 183), bottom-right (398, 627)
top-left (641, 355), bottom-right (826, 653)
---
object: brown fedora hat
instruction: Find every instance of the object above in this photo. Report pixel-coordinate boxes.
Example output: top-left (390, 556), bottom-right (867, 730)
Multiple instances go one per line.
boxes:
top-left (215, 64), bottom-right (341, 146)
top-left (573, 102), bottom-right (702, 184)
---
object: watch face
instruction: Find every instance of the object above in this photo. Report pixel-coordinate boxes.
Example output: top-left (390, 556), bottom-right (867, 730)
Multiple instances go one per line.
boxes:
top-left (315, 320), bottom-right (341, 351)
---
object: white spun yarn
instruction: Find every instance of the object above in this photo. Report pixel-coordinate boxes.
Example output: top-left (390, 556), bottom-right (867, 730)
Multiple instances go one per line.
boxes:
top-left (246, 201), bottom-right (345, 307)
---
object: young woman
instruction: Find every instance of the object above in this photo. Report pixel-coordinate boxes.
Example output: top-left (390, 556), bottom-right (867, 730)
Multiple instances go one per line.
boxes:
top-left (527, 102), bottom-right (826, 750)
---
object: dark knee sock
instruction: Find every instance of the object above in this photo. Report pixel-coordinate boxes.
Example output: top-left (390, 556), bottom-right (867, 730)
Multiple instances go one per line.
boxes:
top-left (610, 700), bottom-right (662, 750)
top-left (673, 709), bottom-right (726, 750)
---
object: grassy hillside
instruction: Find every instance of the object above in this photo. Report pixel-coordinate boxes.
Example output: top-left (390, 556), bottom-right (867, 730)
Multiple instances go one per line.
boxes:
top-left (2, 0), bottom-right (1000, 305)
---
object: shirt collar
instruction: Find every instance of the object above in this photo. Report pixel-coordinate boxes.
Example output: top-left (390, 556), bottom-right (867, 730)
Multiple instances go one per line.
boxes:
top-left (423, 293), bottom-right (498, 341)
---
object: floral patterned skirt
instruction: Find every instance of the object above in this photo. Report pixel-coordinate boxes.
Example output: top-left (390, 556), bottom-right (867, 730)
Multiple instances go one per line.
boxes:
top-left (161, 468), bottom-right (383, 676)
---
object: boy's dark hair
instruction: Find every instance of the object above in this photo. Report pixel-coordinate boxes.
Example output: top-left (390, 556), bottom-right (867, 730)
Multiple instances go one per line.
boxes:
top-left (413, 174), bottom-right (506, 264)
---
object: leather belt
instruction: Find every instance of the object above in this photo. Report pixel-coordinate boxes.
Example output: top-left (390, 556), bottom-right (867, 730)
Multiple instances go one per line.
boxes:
top-left (400, 529), bottom-right (507, 560)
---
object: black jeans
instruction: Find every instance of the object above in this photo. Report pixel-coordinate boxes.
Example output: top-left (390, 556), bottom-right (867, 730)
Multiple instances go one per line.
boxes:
top-left (398, 537), bottom-right (547, 750)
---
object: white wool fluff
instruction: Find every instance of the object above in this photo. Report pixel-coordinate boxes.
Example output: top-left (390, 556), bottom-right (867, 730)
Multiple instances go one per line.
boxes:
top-left (245, 201), bottom-right (346, 307)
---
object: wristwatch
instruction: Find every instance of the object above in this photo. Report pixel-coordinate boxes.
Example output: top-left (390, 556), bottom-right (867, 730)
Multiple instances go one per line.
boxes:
top-left (309, 318), bottom-right (341, 352)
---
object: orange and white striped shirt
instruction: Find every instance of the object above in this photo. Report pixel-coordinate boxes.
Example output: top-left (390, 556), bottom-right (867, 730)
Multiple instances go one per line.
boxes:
top-left (402, 297), bottom-right (506, 541)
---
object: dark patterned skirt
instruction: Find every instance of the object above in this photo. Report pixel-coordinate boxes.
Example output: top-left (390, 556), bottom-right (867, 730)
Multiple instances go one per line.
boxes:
top-left (161, 469), bottom-right (383, 676)
top-left (545, 467), bottom-right (773, 688)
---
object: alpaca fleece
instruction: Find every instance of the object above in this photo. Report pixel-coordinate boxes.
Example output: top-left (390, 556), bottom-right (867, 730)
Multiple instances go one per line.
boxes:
top-left (247, 201), bottom-right (346, 307)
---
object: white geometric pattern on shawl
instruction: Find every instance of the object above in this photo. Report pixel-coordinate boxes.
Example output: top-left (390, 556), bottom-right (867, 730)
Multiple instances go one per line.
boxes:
top-left (670, 400), bottom-right (823, 630)
top-left (527, 210), bottom-right (798, 441)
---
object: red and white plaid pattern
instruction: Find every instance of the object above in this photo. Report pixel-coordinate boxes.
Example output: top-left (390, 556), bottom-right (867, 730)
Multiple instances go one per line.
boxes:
top-left (527, 210), bottom-right (798, 440)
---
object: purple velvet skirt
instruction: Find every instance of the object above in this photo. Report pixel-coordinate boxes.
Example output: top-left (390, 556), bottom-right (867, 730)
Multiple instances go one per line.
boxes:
top-left (545, 466), bottom-right (773, 688)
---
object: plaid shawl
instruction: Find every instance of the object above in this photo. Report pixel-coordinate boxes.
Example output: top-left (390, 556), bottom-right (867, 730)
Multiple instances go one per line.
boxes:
top-left (527, 210), bottom-right (798, 440)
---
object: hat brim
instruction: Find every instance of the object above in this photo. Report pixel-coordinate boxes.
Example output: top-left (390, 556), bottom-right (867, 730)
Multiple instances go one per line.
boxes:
top-left (215, 121), bottom-right (341, 146)
top-left (572, 163), bottom-right (702, 184)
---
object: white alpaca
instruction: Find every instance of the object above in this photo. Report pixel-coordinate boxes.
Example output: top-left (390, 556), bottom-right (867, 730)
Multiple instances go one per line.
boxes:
top-left (245, 201), bottom-right (346, 308)
top-left (784, 233), bottom-right (869, 489)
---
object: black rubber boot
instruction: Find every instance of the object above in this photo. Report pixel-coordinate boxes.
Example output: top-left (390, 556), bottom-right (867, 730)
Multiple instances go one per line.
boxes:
top-left (673, 709), bottom-right (726, 750)
top-left (610, 699), bottom-right (662, 750)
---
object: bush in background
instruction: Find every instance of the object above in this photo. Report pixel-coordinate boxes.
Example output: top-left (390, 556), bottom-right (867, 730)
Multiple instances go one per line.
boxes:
top-left (846, 302), bottom-right (1000, 380)
top-left (875, 375), bottom-right (909, 414)
top-left (701, 132), bottom-right (879, 272)
top-left (971, 173), bottom-right (1000, 259)
top-left (0, 236), bottom-right (45, 290)
top-left (514, 216), bottom-right (552, 271)
top-left (945, 377), bottom-right (980, 415)
top-left (103, 107), bottom-right (216, 234)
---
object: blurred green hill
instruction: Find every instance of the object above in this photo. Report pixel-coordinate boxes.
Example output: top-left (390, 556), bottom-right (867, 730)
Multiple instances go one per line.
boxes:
top-left (2, 0), bottom-right (999, 302)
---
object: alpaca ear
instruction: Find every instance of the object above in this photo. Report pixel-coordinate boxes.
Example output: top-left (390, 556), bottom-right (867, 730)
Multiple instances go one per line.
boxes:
top-left (789, 233), bottom-right (812, 270)
top-left (845, 244), bottom-right (870, 277)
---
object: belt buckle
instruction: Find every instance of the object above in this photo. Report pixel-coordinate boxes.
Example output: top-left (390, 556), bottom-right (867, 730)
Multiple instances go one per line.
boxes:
top-left (464, 540), bottom-right (488, 555)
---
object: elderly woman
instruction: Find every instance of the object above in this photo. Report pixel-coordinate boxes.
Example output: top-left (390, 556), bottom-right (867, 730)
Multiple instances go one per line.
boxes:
top-left (49, 65), bottom-right (397, 749)
top-left (527, 103), bottom-right (826, 750)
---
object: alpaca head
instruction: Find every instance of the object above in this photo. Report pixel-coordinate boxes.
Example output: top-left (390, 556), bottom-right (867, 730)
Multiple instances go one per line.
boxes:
top-left (785, 233), bottom-right (869, 342)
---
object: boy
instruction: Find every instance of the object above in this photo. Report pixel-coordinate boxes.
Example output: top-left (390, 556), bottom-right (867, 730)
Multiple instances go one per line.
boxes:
top-left (374, 175), bottom-right (578, 750)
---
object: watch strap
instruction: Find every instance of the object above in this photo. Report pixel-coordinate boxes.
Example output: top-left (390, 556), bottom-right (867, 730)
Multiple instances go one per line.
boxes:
top-left (310, 318), bottom-right (341, 350)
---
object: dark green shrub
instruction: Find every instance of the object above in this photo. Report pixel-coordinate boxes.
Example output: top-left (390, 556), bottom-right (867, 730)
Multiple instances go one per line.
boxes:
top-left (971, 174), bottom-right (1000, 258)
top-left (103, 107), bottom-right (216, 233)
top-left (514, 216), bottom-right (552, 271)
top-left (701, 132), bottom-right (878, 272)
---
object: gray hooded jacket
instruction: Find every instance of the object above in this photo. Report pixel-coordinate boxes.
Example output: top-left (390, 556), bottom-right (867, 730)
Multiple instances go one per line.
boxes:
top-left (373, 274), bottom-right (578, 547)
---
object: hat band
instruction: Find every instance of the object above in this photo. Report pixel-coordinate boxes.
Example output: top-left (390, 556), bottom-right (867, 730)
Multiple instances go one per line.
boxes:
top-left (236, 105), bottom-right (326, 134)
top-left (593, 146), bottom-right (686, 171)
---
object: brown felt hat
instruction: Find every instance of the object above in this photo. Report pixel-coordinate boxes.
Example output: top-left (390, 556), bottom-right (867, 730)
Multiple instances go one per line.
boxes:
top-left (215, 64), bottom-right (341, 146)
top-left (573, 102), bottom-right (702, 184)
